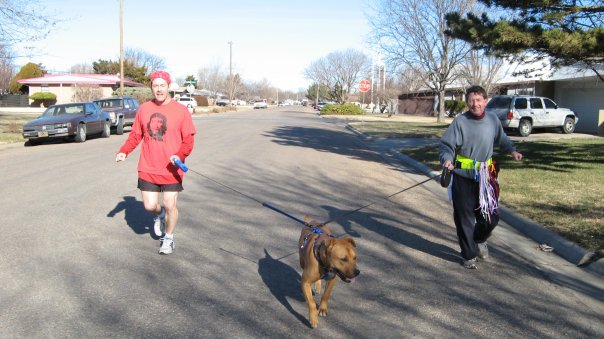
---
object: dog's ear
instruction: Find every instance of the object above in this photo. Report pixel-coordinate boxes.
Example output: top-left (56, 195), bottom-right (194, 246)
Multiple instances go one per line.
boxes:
top-left (344, 237), bottom-right (356, 248)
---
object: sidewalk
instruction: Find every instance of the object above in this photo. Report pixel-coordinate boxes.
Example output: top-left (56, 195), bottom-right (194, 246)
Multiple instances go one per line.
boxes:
top-left (344, 123), bottom-right (604, 278)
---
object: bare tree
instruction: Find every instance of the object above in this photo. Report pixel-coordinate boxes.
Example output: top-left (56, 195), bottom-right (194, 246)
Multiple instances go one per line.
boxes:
top-left (457, 50), bottom-right (505, 95)
top-left (69, 63), bottom-right (93, 74)
top-left (369, 0), bottom-right (475, 122)
top-left (0, 44), bottom-right (15, 92)
top-left (305, 49), bottom-right (371, 103)
top-left (124, 47), bottom-right (166, 74)
top-left (197, 62), bottom-right (226, 98)
top-left (0, 0), bottom-right (59, 47)
top-left (72, 84), bottom-right (102, 102)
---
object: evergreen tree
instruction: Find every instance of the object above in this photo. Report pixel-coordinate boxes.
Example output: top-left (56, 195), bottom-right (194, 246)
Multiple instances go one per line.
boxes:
top-left (446, 0), bottom-right (604, 79)
top-left (9, 62), bottom-right (45, 93)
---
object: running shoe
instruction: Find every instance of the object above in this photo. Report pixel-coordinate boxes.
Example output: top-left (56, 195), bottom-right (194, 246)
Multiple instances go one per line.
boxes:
top-left (153, 207), bottom-right (166, 237)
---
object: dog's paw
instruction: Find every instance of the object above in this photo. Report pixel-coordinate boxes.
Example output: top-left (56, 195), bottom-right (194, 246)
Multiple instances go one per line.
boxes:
top-left (318, 305), bottom-right (328, 317)
top-left (309, 312), bottom-right (319, 328)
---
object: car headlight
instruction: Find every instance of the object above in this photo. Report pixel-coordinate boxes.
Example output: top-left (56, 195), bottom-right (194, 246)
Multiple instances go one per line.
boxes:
top-left (109, 112), bottom-right (116, 120)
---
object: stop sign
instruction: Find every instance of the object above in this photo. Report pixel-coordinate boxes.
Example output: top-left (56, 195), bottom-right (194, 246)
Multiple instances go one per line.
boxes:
top-left (359, 79), bottom-right (371, 93)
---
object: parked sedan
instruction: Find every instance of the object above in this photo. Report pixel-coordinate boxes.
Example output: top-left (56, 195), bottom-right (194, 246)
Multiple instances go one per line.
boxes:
top-left (22, 102), bottom-right (111, 145)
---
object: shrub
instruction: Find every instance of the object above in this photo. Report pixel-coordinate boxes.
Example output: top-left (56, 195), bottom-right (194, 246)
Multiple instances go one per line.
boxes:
top-left (444, 99), bottom-right (467, 117)
top-left (113, 87), bottom-right (154, 103)
top-left (29, 92), bottom-right (56, 101)
top-left (29, 92), bottom-right (57, 107)
top-left (320, 103), bottom-right (365, 115)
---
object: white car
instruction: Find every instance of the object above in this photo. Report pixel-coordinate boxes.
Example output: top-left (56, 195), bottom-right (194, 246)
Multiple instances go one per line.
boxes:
top-left (253, 100), bottom-right (268, 109)
top-left (176, 96), bottom-right (198, 108)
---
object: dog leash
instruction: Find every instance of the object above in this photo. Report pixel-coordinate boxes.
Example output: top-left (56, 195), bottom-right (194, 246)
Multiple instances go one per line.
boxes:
top-left (174, 159), bottom-right (441, 228)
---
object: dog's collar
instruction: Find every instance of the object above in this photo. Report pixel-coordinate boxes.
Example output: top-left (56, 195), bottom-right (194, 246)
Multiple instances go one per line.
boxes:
top-left (314, 238), bottom-right (337, 280)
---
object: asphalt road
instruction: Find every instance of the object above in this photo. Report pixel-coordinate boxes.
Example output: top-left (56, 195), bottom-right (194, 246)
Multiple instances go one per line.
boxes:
top-left (1, 106), bottom-right (602, 337)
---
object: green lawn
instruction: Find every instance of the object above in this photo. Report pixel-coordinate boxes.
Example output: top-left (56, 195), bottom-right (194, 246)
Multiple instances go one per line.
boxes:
top-left (352, 121), bottom-right (604, 255)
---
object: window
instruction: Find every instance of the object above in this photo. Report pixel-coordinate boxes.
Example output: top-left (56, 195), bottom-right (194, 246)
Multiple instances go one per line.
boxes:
top-left (530, 98), bottom-right (543, 109)
top-left (485, 96), bottom-right (512, 109)
top-left (543, 98), bottom-right (557, 109)
top-left (514, 98), bottom-right (528, 109)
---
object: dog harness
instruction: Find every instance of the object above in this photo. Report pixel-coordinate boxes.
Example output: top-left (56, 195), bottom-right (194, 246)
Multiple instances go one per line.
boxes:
top-left (301, 227), bottom-right (337, 280)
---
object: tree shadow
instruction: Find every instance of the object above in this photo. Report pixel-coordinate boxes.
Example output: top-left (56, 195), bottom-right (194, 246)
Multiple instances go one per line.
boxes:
top-left (321, 205), bottom-right (460, 264)
top-left (107, 195), bottom-right (155, 238)
top-left (257, 249), bottom-right (307, 326)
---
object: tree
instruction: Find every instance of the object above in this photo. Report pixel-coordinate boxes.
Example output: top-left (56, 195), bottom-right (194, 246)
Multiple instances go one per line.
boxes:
top-left (304, 49), bottom-right (370, 103)
top-left (368, 0), bottom-right (475, 122)
top-left (446, 0), bottom-right (604, 80)
top-left (306, 83), bottom-right (329, 103)
top-left (0, 44), bottom-right (15, 92)
top-left (0, 1), bottom-right (59, 47)
top-left (72, 84), bottom-right (102, 102)
top-left (92, 59), bottom-right (147, 84)
top-left (197, 63), bottom-right (226, 98)
top-left (69, 63), bottom-right (93, 74)
top-left (124, 47), bottom-right (166, 74)
top-left (9, 62), bottom-right (45, 93)
top-left (457, 50), bottom-right (505, 94)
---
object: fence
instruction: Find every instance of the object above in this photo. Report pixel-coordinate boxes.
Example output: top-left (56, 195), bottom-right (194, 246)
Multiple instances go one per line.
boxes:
top-left (0, 94), bottom-right (29, 107)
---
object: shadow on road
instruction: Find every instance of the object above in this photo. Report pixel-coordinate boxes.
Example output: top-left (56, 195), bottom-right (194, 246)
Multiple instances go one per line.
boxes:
top-left (257, 249), bottom-right (307, 326)
top-left (107, 195), bottom-right (155, 238)
top-left (321, 204), bottom-right (460, 264)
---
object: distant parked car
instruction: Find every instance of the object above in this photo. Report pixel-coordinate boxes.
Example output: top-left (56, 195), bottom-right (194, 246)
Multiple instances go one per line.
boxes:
top-left (176, 96), bottom-right (198, 108)
top-left (22, 102), bottom-right (111, 145)
top-left (93, 96), bottom-right (139, 135)
top-left (215, 98), bottom-right (229, 106)
top-left (253, 100), bottom-right (268, 109)
top-left (486, 95), bottom-right (578, 137)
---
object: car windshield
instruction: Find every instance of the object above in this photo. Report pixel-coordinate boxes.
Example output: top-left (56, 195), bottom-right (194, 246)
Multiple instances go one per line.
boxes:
top-left (486, 97), bottom-right (512, 109)
top-left (42, 104), bottom-right (85, 117)
top-left (94, 99), bottom-right (122, 108)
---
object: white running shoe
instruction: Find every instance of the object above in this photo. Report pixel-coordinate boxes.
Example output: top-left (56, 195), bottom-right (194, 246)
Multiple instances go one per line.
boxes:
top-left (153, 207), bottom-right (166, 237)
top-left (159, 236), bottom-right (174, 255)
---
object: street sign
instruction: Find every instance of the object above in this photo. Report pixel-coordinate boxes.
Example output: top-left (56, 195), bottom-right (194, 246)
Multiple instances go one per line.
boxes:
top-left (359, 79), bottom-right (371, 93)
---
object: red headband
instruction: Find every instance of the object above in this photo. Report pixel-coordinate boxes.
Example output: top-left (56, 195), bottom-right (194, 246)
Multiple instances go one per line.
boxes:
top-left (149, 71), bottom-right (171, 85)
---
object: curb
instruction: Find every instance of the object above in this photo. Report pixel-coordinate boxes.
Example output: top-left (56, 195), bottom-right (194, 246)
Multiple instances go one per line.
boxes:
top-left (346, 123), bottom-right (603, 276)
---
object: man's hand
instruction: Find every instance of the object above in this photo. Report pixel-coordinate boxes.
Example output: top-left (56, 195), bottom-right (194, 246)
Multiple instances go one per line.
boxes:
top-left (511, 151), bottom-right (523, 161)
top-left (443, 160), bottom-right (454, 170)
top-left (169, 155), bottom-right (181, 165)
top-left (115, 152), bottom-right (126, 162)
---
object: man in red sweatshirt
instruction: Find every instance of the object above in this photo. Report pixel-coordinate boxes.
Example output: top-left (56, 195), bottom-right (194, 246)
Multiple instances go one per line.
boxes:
top-left (116, 70), bottom-right (196, 254)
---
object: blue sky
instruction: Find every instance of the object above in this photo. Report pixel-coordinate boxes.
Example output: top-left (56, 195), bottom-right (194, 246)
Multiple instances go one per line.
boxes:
top-left (15, 0), bottom-right (374, 91)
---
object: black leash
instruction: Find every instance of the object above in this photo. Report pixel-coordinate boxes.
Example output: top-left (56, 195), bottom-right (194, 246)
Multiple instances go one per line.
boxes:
top-left (176, 160), bottom-right (440, 228)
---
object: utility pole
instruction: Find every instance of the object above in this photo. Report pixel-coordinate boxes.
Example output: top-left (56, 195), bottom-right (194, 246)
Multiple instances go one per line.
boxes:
top-left (119, 0), bottom-right (124, 95)
top-left (227, 41), bottom-right (233, 103)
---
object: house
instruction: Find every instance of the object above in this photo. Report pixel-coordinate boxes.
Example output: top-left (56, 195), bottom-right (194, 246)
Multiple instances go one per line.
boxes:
top-left (397, 62), bottom-right (604, 135)
top-left (17, 74), bottom-right (146, 105)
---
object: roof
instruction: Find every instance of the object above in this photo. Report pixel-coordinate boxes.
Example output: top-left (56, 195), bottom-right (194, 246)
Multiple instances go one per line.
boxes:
top-left (17, 74), bottom-right (146, 87)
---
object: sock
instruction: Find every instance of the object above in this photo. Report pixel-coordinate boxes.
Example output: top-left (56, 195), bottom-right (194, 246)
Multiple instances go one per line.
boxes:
top-left (165, 233), bottom-right (174, 239)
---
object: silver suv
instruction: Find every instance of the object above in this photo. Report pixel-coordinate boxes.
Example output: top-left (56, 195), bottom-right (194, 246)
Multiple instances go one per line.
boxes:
top-left (486, 95), bottom-right (578, 137)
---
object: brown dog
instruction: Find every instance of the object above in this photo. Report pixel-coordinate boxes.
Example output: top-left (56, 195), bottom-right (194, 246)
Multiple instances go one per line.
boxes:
top-left (298, 220), bottom-right (360, 328)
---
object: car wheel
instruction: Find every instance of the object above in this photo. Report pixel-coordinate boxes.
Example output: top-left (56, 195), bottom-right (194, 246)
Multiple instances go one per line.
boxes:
top-left (518, 119), bottom-right (532, 137)
top-left (75, 123), bottom-right (87, 142)
top-left (561, 117), bottom-right (575, 134)
top-left (101, 121), bottom-right (110, 138)
top-left (116, 118), bottom-right (124, 135)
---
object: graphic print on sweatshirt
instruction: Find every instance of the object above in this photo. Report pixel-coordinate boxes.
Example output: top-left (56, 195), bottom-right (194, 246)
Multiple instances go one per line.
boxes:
top-left (147, 112), bottom-right (167, 141)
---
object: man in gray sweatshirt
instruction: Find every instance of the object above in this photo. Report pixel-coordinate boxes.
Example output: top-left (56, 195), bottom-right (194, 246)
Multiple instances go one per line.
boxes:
top-left (439, 85), bottom-right (523, 269)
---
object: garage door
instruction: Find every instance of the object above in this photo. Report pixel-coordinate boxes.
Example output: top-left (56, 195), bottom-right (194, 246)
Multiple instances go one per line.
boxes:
top-left (556, 87), bottom-right (604, 134)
